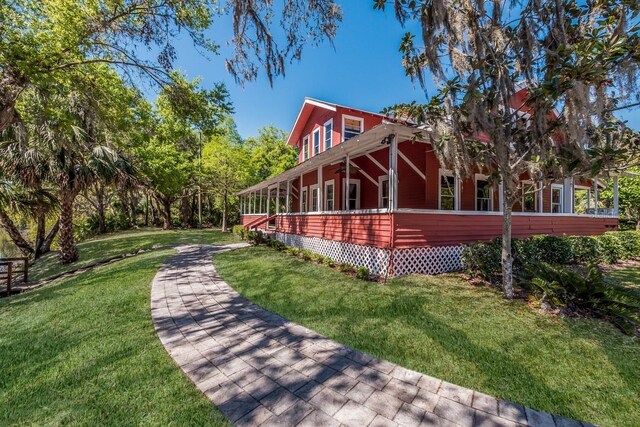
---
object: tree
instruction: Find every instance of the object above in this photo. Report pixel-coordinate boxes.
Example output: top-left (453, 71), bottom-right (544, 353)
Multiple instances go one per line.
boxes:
top-left (0, 0), bottom-right (342, 132)
top-left (246, 126), bottom-right (298, 183)
top-left (376, 0), bottom-right (640, 298)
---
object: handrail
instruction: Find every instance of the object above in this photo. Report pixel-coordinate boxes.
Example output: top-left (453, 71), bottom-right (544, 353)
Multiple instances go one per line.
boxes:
top-left (0, 257), bottom-right (28, 296)
top-left (247, 214), bottom-right (277, 230)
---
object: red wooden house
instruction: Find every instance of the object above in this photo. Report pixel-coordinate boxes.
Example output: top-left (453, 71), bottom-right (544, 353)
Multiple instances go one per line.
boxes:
top-left (238, 95), bottom-right (620, 276)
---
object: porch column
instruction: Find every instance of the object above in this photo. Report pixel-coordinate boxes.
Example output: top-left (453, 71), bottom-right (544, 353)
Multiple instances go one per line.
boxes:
top-left (299, 173), bottom-right (303, 211)
top-left (286, 180), bottom-right (291, 213)
top-left (613, 176), bottom-right (619, 216)
top-left (259, 188), bottom-right (263, 213)
top-left (388, 134), bottom-right (398, 211)
top-left (253, 191), bottom-right (257, 213)
top-left (594, 178), bottom-right (599, 216)
top-left (563, 177), bottom-right (573, 213)
top-left (266, 189), bottom-right (271, 216)
top-left (345, 154), bottom-right (350, 210)
top-left (241, 195), bottom-right (244, 215)
top-left (318, 166), bottom-right (323, 211)
top-left (276, 182), bottom-right (280, 214)
top-left (538, 181), bottom-right (544, 213)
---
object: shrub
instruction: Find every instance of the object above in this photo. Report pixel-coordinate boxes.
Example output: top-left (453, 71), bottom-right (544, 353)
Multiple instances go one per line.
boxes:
top-left (272, 240), bottom-right (286, 251)
top-left (300, 249), bottom-right (314, 261)
top-left (339, 263), bottom-right (355, 273)
top-left (461, 241), bottom-right (502, 283)
top-left (310, 253), bottom-right (324, 264)
top-left (568, 236), bottom-right (600, 263)
top-left (523, 262), bottom-right (640, 335)
top-left (285, 247), bottom-right (301, 257)
top-left (597, 233), bottom-right (623, 264)
top-left (356, 267), bottom-right (370, 280)
top-left (322, 257), bottom-right (336, 268)
top-left (527, 235), bottom-right (574, 265)
top-left (613, 231), bottom-right (640, 260)
top-left (232, 225), bottom-right (245, 238)
top-left (246, 230), bottom-right (265, 246)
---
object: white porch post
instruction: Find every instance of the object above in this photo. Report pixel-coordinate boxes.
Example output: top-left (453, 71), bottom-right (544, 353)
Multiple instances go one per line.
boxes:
top-left (286, 180), bottom-right (291, 213)
top-left (345, 154), bottom-right (350, 210)
top-left (266, 189), bottom-right (271, 216)
top-left (318, 166), bottom-right (323, 212)
top-left (259, 188), bottom-right (263, 213)
top-left (613, 176), bottom-right (619, 216)
top-left (276, 182), bottom-right (280, 214)
top-left (299, 173), bottom-right (303, 211)
top-left (253, 191), bottom-right (257, 214)
top-left (389, 134), bottom-right (398, 212)
top-left (594, 178), bottom-right (599, 216)
top-left (240, 195), bottom-right (244, 215)
top-left (563, 177), bottom-right (574, 213)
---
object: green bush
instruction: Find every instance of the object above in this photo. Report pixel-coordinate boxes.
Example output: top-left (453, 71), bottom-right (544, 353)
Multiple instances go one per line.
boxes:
top-left (461, 241), bottom-right (502, 282)
top-left (597, 233), bottom-right (623, 264)
top-left (529, 235), bottom-right (574, 265)
top-left (232, 225), bottom-right (246, 239)
top-left (568, 236), bottom-right (600, 263)
top-left (339, 263), bottom-right (355, 273)
top-left (285, 247), bottom-right (301, 257)
top-left (613, 231), bottom-right (640, 260)
top-left (322, 257), bottom-right (336, 268)
top-left (356, 266), bottom-right (370, 280)
top-left (300, 249), bottom-right (314, 261)
top-left (246, 230), bottom-right (264, 246)
top-left (310, 253), bottom-right (324, 264)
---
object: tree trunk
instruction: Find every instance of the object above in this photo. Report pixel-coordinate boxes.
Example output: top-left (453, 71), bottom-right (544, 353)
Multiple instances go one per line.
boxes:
top-left (160, 197), bottom-right (172, 230)
top-left (96, 185), bottom-right (106, 234)
top-left (34, 210), bottom-right (46, 258)
top-left (0, 204), bottom-right (34, 256)
top-left (181, 188), bottom-right (191, 228)
top-left (41, 220), bottom-right (60, 255)
top-left (58, 188), bottom-right (78, 264)
top-left (144, 193), bottom-right (149, 227)
top-left (221, 190), bottom-right (228, 232)
top-left (501, 180), bottom-right (514, 299)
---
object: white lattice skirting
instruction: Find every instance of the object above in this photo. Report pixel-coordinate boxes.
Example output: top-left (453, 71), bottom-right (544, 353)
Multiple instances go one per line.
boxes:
top-left (274, 232), bottom-right (462, 276)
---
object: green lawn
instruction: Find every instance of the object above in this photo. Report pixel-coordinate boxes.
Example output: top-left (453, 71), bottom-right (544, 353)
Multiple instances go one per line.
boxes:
top-left (608, 266), bottom-right (640, 293)
top-left (214, 246), bottom-right (640, 427)
top-left (31, 227), bottom-right (239, 282)
top-left (0, 247), bottom-right (230, 426)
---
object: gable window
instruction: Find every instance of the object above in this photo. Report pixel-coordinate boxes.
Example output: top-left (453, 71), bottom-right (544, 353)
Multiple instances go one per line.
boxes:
top-left (522, 181), bottom-right (537, 212)
top-left (342, 115), bottom-right (364, 141)
top-left (476, 175), bottom-right (491, 211)
top-left (551, 184), bottom-right (563, 213)
top-left (310, 185), bottom-right (320, 211)
top-left (439, 170), bottom-right (457, 210)
top-left (302, 135), bottom-right (309, 160)
top-left (343, 179), bottom-right (361, 210)
top-left (312, 129), bottom-right (321, 156)
top-left (378, 175), bottom-right (390, 209)
top-left (301, 187), bottom-right (308, 212)
top-left (324, 180), bottom-right (335, 211)
top-left (324, 119), bottom-right (333, 150)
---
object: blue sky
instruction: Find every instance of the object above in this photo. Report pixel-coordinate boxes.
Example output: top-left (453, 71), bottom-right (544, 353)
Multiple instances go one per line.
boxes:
top-left (167, 2), bottom-right (638, 138)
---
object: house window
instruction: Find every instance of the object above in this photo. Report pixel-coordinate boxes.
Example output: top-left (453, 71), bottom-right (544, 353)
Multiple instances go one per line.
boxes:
top-left (439, 171), bottom-right (457, 210)
top-left (343, 179), bottom-right (360, 210)
top-left (312, 129), bottom-right (320, 156)
top-left (301, 188), bottom-right (308, 212)
top-left (476, 176), bottom-right (491, 211)
top-left (379, 175), bottom-right (390, 209)
top-left (522, 182), bottom-right (537, 212)
top-left (324, 180), bottom-right (335, 211)
top-left (302, 135), bottom-right (309, 160)
top-left (324, 119), bottom-right (333, 150)
top-left (343, 115), bottom-right (364, 141)
top-left (311, 185), bottom-right (320, 211)
top-left (551, 185), bottom-right (563, 213)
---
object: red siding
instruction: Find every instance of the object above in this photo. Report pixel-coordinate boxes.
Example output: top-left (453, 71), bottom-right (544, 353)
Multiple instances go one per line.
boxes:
top-left (392, 213), bottom-right (618, 248)
top-left (241, 214), bottom-right (268, 230)
top-left (276, 214), bottom-right (392, 248)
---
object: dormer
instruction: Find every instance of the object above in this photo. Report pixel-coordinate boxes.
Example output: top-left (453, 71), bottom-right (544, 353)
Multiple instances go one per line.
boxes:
top-left (286, 98), bottom-right (390, 164)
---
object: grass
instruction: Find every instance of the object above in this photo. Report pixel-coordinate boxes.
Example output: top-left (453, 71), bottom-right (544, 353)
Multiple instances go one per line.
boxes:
top-left (0, 247), bottom-right (230, 426)
top-left (608, 266), bottom-right (640, 293)
top-left (214, 246), bottom-right (640, 427)
top-left (30, 227), bottom-right (239, 282)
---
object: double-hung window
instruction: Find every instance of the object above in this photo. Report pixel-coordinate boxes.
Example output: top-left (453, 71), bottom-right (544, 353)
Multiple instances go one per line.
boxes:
top-left (551, 185), bottom-right (563, 213)
top-left (302, 135), bottom-right (309, 160)
top-left (310, 185), bottom-right (319, 211)
top-left (301, 188), bottom-right (308, 212)
top-left (312, 129), bottom-right (320, 156)
top-left (522, 182), bottom-right (537, 212)
top-left (439, 171), bottom-right (457, 210)
top-left (379, 176), bottom-right (390, 209)
top-left (476, 176), bottom-right (491, 211)
top-left (324, 120), bottom-right (333, 151)
top-left (343, 116), bottom-right (363, 141)
top-left (324, 180), bottom-right (335, 211)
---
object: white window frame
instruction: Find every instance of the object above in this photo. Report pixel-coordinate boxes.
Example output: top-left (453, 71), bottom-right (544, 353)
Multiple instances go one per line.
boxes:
top-left (475, 174), bottom-right (492, 212)
top-left (312, 128), bottom-right (321, 156)
top-left (300, 186), bottom-right (308, 212)
top-left (302, 135), bottom-right (310, 161)
top-left (378, 175), bottom-right (390, 209)
top-left (551, 184), bottom-right (564, 213)
top-left (324, 119), bottom-right (333, 151)
top-left (342, 115), bottom-right (364, 142)
top-left (342, 178), bottom-right (361, 210)
top-left (324, 179), bottom-right (335, 211)
top-left (438, 169), bottom-right (459, 210)
top-left (521, 180), bottom-right (538, 213)
top-left (310, 184), bottom-right (320, 212)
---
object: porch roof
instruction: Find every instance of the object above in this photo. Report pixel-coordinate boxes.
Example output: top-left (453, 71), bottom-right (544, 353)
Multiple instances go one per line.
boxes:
top-left (237, 123), bottom-right (429, 195)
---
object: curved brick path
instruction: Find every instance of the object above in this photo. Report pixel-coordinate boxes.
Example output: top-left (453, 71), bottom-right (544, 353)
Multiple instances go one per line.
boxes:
top-left (151, 245), bottom-right (585, 427)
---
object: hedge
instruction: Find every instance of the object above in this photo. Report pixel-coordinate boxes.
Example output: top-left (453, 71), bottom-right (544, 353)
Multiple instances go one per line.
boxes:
top-left (462, 230), bottom-right (640, 282)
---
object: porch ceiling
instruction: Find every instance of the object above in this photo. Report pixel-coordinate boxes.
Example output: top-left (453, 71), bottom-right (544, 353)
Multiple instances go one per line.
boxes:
top-left (238, 123), bottom-right (430, 195)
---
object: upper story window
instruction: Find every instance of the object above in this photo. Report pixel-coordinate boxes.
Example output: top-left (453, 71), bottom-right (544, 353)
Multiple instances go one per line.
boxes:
top-left (324, 119), bottom-right (333, 150)
top-left (312, 129), bottom-right (321, 156)
top-left (302, 135), bottom-right (309, 160)
top-left (476, 175), bottom-right (491, 211)
top-left (551, 184), bottom-right (563, 213)
top-left (342, 115), bottom-right (364, 141)
top-left (439, 170), bottom-right (458, 210)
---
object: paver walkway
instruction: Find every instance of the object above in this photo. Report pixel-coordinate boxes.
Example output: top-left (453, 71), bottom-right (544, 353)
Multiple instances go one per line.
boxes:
top-left (151, 245), bottom-right (586, 427)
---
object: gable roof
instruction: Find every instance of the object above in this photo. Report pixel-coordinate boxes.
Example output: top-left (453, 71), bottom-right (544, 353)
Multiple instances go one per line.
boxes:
top-left (285, 97), bottom-right (391, 147)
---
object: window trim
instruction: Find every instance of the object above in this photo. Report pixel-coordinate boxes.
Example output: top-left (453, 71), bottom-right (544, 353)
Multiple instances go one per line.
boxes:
top-left (438, 169), bottom-right (459, 210)
top-left (521, 180), bottom-right (538, 213)
top-left (310, 184), bottom-right (320, 212)
top-left (300, 186), bottom-right (308, 212)
top-left (342, 115), bottom-right (364, 142)
top-left (475, 174), bottom-right (492, 212)
top-left (551, 184), bottom-right (564, 213)
top-left (312, 128), bottom-right (321, 156)
top-left (378, 175), bottom-right (390, 209)
top-left (324, 179), bottom-right (335, 211)
top-left (302, 135), bottom-right (310, 161)
top-left (324, 119), bottom-right (333, 151)
top-left (342, 178), bottom-right (361, 210)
